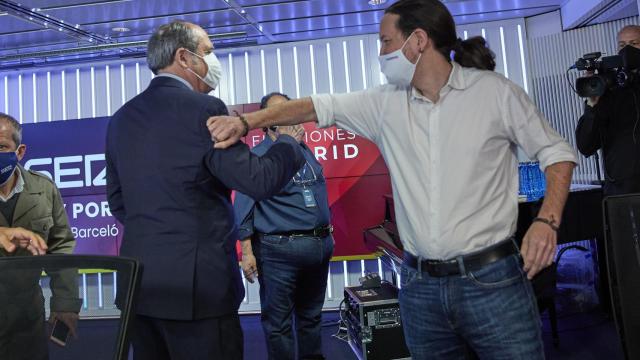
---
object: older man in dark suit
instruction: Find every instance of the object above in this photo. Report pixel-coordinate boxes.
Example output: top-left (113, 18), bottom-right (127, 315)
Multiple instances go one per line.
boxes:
top-left (106, 21), bottom-right (304, 360)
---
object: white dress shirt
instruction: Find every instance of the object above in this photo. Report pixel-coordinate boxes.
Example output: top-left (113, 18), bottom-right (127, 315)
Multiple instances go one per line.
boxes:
top-left (311, 62), bottom-right (577, 260)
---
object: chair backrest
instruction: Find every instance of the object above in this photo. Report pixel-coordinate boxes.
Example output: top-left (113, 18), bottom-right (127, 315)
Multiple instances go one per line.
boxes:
top-left (0, 254), bottom-right (141, 360)
top-left (603, 194), bottom-right (640, 360)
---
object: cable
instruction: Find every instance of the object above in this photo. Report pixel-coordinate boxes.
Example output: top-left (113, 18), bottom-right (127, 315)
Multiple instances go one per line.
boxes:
top-left (566, 67), bottom-right (578, 94)
top-left (331, 298), bottom-right (349, 343)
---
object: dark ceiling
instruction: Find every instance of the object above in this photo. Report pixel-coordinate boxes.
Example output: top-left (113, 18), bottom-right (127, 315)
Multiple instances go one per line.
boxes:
top-left (0, 0), bottom-right (622, 68)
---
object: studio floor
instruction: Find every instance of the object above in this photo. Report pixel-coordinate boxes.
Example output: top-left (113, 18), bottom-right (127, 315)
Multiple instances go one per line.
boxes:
top-left (48, 306), bottom-right (624, 360)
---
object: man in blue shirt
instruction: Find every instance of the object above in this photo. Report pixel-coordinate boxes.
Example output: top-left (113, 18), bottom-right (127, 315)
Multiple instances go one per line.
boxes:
top-left (235, 92), bottom-right (334, 360)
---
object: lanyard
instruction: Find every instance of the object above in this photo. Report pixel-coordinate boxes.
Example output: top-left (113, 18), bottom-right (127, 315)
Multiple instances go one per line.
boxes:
top-left (292, 161), bottom-right (318, 186)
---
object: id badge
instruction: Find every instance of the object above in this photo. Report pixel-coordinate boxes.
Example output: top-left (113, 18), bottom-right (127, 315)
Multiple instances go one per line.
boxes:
top-left (302, 188), bottom-right (317, 208)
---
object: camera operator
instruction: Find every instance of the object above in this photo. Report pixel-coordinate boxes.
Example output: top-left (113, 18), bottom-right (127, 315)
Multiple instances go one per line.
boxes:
top-left (576, 25), bottom-right (640, 196)
top-left (575, 25), bottom-right (640, 317)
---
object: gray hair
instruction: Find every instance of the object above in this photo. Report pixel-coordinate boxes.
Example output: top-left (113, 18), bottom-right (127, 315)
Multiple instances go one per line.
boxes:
top-left (0, 113), bottom-right (22, 148)
top-left (147, 21), bottom-right (201, 74)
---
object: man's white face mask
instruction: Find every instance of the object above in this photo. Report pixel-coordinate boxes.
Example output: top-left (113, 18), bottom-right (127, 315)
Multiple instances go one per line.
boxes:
top-left (378, 32), bottom-right (422, 87)
top-left (186, 49), bottom-right (222, 90)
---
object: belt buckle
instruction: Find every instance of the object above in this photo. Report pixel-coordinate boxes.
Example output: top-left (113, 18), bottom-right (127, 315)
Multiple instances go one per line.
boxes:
top-left (424, 259), bottom-right (458, 277)
top-left (423, 260), bottom-right (441, 277)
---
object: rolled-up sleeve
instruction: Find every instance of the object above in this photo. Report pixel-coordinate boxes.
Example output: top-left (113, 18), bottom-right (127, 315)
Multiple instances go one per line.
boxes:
top-left (311, 86), bottom-right (393, 142)
top-left (501, 82), bottom-right (578, 170)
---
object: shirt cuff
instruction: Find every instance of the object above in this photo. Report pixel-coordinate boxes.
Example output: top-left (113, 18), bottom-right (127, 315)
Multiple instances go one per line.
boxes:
top-left (310, 94), bottom-right (336, 129)
top-left (237, 228), bottom-right (254, 240)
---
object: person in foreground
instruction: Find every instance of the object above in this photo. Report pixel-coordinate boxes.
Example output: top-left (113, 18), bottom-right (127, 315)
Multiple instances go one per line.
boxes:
top-left (206, 0), bottom-right (577, 358)
top-left (106, 21), bottom-right (304, 360)
top-left (0, 113), bottom-right (81, 360)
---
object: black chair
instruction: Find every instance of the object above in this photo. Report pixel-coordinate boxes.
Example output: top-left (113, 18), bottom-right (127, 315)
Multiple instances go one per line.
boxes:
top-left (531, 244), bottom-right (589, 348)
top-left (603, 194), bottom-right (640, 360)
top-left (0, 254), bottom-right (141, 360)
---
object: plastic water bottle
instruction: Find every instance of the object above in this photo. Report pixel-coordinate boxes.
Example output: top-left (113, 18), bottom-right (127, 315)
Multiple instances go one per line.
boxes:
top-left (529, 163), bottom-right (537, 197)
top-left (533, 162), bottom-right (546, 200)
top-left (539, 163), bottom-right (547, 197)
top-left (534, 163), bottom-right (542, 199)
top-left (523, 163), bottom-right (533, 201)
top-left (519, 162), bottom-right (528, 197)
top-left (518, 163), bottom-right (526, 196)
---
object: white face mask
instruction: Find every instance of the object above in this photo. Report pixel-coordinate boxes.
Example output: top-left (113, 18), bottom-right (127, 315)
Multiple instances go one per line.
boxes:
top-left (186, 50), bottom-right (222, 90)
top-left (378, 32), bottom-right (422, 86)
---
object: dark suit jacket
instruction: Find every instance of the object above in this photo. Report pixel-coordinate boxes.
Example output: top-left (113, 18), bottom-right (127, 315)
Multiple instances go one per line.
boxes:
top-left (106, 76), bottom-right (304, 320)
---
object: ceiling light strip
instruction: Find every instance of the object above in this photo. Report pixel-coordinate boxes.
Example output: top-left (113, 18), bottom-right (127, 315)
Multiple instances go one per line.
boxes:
top-left (342, 41), bottom-right (351, 93)
top-left (47, 71), bottom-right (51, 121)
top-left (244, 51), bottom-right (251, 103)
top-left (309, 45), bottom-right (317, 94)
top-left (106, 65), bottom-right (112, 115)
top-left (228, 53), bottom-right (235, 105)
top-left (135, 63), bottom-right (140, 94)
top-left (61, 70), bottom-right (66, 120)
top-left (18, 74), bottom-right (22, 123)
top-left (120, 64), bottom-right (126, 105)
top-left (3, 76), bottom-right (8, 113)
top-left (517, 24), bottom-right (529, 93)
top-left (260, 49), bottom-right (267, 96)
top-left (90, 66), bottom-right (96, 117)
top-left (75, 69), bottom-right (81, 119)
top-left (293, 46), bottom-right (300, 99)
top-left (32, 73), bottom-right (37, 122)
top-left (359, 39), bottom-right (367, 89)
top-left (276, 48), bottom-right (283, 93)
top-left (326, 43), bottom-right (334, 94)
top-left (499, 26), bottom-right (509, 78)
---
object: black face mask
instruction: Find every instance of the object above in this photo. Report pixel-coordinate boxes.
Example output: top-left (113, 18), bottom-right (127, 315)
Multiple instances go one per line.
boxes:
top-left (619, 45), bottom-right (640, 71)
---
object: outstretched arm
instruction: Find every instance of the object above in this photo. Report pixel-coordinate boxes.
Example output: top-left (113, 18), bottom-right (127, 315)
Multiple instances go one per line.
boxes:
top-left (207, 98), bottom-right (317, 149)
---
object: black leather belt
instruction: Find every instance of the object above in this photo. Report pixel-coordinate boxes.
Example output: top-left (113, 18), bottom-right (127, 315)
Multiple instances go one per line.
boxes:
top-left (265, 225), bottom-right (333, 238)
top-left (403, 239), bottom-right (519, 277)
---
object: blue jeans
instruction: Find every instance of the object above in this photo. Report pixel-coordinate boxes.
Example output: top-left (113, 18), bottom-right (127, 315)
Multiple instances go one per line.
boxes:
top-left (399, 253), bottom-right (544, 360)
top-left (253, 234), bottom-right (334, 360)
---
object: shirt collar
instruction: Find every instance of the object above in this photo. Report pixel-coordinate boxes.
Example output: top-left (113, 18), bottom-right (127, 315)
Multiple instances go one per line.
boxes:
top-left (0, 167), bottom-right (24, 202)
top-left (446, 62), bottom-right (467, 90)
top-left (156, 73), bottom-right (194, 90)
top-left (410, 61), bottom-right (467, 102)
